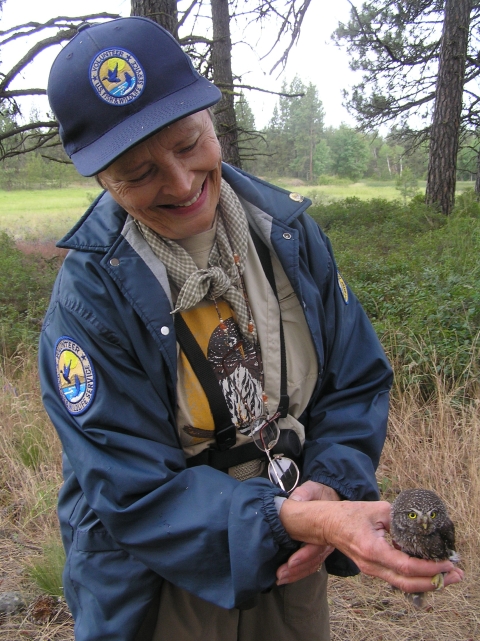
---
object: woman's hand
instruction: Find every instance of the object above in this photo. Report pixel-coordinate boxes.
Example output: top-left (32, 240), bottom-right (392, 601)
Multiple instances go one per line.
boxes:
top-left (276, 481), bottom-right (339, 585)
top-left (278, 497), bottom-right (464, 593)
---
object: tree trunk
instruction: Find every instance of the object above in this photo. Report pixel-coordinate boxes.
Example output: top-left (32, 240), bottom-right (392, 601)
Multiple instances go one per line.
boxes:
top-left (210, 0), bottom-right (241, 168)
top-left (131, 0), bottom-right (178, 39)
top-left (425, 0), bottom-right (471, 215)
top-left (309, 121), bottom-right (313, 182)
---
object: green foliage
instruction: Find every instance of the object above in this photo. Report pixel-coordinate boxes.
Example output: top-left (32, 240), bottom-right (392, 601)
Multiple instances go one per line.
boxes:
top-left (454, 188), bottom-right (480, 218)
top-left (310, 195), bottom-right (480, 394)
top-left (235, 91), bottom-right (258, 173)
top-left (328, 124), bottom-right (370, 181)
top-left (395, 168), bottom-right (419, 204)
top-left (16, 423), bottom-right (49, 470)
top-left (313, 140), bottom-right (332, 177)
top-left (0, 152), bottom-right (80, 190)
top-left (0, 111), bottom-right (80, 190)
top-left (456, 144), bottom-right (478, 181)
top-left (26, 539), bottom-right (66, 597)
top-left (0, 232), bottom-right (59, 356)
top-left (255, 76), bottom-right (325, 182)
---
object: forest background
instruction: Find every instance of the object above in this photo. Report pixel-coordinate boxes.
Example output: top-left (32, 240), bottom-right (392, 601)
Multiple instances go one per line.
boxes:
top-left (0, 1), bottom-right (479, 640)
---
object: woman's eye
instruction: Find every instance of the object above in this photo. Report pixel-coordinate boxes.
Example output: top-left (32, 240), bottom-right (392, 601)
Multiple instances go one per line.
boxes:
top-left (180, 140), bottom-right (197, 153)
top-left (130, 169), bottom-right (153, 183)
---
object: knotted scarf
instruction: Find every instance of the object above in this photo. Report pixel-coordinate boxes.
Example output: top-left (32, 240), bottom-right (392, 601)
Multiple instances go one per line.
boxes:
top-left (136, 179), bottom-right (256, 340)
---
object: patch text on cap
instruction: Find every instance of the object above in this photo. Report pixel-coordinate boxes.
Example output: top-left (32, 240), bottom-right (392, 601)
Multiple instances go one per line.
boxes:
top-left (89, 48), bottom-right (145, 106)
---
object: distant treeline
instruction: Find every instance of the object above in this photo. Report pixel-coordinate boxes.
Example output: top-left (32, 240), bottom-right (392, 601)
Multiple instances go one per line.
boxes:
top-left (235, 77), bottom-right (478, 184)
top-left (1, 75), bottom-right (478, 190)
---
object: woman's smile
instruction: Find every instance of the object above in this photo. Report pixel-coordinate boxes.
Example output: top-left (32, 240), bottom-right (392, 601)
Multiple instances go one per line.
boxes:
top-left (98, 111), bottom-right (222, 239)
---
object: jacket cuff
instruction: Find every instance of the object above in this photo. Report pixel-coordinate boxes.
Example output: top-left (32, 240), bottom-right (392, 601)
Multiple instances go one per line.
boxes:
top-left (306, 472), bottom-right (359, 501)
top-left (274, 496), bottom-right (287, 514)
top-left (261, 491), bottom-right (298, 550)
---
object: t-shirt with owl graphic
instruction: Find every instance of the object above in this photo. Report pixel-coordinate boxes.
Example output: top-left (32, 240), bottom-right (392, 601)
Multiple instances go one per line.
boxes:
top-left (168, 218), bottom-right (318, 463)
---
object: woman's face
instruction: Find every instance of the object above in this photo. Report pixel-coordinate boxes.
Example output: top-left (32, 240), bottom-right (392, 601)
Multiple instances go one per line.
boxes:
top-left (98, 110), bottom-right (222, 240)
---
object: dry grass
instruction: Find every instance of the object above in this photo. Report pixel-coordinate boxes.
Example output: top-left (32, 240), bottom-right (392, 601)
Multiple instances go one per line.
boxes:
top-left (1, 346), bottom-right (479, 640)
top-left (330, 374), bottom-right (480, 641)
top-left (0, 351), bottom-right (70, 639)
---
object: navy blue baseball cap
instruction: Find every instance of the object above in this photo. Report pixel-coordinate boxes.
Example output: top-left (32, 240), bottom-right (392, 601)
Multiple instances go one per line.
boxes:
top-left (48, 17), bottom-right (222, 176)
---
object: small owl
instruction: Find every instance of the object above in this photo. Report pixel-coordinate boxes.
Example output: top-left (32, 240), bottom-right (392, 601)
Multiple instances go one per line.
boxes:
top-left (391, 489), bottom-right (459, 608)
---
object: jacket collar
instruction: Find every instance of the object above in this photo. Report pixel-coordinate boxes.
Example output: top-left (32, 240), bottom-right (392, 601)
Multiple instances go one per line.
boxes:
top-left (221, 164), bottom-right (311, 225)
top-left (57, 163), bottom-right (311, 252)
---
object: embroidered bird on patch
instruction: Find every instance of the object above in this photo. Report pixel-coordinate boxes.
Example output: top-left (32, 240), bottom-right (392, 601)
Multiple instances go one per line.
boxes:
top-left (102, 63), bottom-right (121, 83)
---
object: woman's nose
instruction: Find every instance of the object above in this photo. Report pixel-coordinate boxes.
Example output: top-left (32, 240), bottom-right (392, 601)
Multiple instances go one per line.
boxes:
top-left (158, 162), bottom-right (195, 201)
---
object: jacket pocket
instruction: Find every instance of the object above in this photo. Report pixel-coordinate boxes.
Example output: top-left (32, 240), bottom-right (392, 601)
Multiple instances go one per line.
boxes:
top-left (75, 511), bottom-right (124, 552)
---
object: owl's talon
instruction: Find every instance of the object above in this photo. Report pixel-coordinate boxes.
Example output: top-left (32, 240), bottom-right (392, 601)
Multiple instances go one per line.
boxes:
top-left (431, 573), bottom-right (445, 591)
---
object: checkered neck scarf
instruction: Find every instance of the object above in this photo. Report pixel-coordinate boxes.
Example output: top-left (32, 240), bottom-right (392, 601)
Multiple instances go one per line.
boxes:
top-left (136, 179), bottom-right (256, 340)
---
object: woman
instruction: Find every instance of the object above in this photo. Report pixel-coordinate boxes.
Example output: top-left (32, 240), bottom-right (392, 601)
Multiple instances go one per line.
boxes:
top-left (40, 16), bottom-right (462, 641)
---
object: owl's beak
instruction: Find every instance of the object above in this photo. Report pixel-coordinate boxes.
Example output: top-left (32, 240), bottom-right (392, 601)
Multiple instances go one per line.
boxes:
top-left (420, 516), bottom-right (428, 530)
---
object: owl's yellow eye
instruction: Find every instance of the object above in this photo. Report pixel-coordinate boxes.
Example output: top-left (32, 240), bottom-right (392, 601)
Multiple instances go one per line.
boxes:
top-left (430, 511), bottom-right (436, 519)
top-left (408, 512), bottom-right (417, 519)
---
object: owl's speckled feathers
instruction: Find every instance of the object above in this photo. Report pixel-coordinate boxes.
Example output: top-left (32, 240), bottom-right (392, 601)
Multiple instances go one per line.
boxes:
top-left (391, 489), bottom-right (458, 607)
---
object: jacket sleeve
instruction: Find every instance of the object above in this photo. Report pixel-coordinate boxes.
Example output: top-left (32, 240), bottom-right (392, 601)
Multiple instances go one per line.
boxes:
top-left (39, 252), bottom-right (297, 611)
top-left (282, 213), bottom-right (392, 578)
top-left (289, 213), bottom-right (393, 502)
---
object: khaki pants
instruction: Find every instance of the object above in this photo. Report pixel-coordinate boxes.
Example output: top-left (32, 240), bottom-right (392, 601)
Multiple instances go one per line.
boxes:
top-left (148, 565), bottom-right (329, 641)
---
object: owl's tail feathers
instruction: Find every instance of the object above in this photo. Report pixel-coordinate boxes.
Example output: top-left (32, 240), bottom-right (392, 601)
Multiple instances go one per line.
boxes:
top-left (449, 550), bottom-right (461, 563)
top-left (406, 591), bottom-right (426, 608)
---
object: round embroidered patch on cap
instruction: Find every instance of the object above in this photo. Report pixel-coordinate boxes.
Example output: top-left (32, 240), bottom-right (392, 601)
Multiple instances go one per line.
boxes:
top-left (55, 337), bottom-right (96, 415)
top-left (89, 48), bottom-right (145, 106)
top-left (337, 272), bottom-right (349, 305)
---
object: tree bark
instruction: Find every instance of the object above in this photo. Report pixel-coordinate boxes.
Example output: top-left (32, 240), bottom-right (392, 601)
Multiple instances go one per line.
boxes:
top-left (131, 0), bottom-right (178, 39)
top-left (425, 0), bottom-right (471, 215)
top-left (210, 0), bottom-right (241, 168)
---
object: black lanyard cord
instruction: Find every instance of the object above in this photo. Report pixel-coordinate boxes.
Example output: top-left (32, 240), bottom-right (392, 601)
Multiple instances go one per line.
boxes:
top-left (174, 228), bottom-right (289, 453)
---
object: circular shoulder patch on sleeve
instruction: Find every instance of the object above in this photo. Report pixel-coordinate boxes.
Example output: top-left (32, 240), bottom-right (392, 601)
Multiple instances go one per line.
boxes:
top-left (55, 337), bottom-right (96, 415)
top-left (337, 272), bottom-right (349, 305)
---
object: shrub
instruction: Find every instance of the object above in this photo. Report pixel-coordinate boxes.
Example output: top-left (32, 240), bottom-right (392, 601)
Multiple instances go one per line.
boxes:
top-left (454, 188), bottom-right (480, 218)
top-left (26, 539), bottom-right (66, 597)
top-left (0, 231), bottom-right (59, 356)
top-left (309, 197), bottom-right (480, 393)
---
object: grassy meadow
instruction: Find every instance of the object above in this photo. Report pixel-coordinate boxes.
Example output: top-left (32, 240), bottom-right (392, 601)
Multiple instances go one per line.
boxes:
top-left (0, 184), bottom-right (101, 241)
top-left (0, 179), bottom-right (476, 241)
top-left (275, 178), bottom-right (476, 203)
top-left (0, 180), bottom-right (479, 640)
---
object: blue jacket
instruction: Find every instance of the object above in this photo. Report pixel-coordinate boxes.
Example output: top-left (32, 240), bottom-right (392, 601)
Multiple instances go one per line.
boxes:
top-left (39, 164), bottom-right (392, 641)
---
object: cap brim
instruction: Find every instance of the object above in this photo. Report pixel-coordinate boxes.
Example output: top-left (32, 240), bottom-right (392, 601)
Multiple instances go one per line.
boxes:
top-left (71, 76), bottom-right (221, 176)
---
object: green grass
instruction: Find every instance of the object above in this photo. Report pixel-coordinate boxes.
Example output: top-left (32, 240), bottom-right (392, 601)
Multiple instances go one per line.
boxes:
top-left (26, 539), bottom-right (66, 597)
top-left (0, 231), bottom-right (63, 355)
top-left (1, 181), bottom-right (478, 393)
top-left (0, 181), bottom-right (476, 242)
top-left (273, 178), bottom-right (476, 203)
top-left (0, 184), bottom-right (101, 241)
top-left (307, 193), bottom-right (480, 394)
